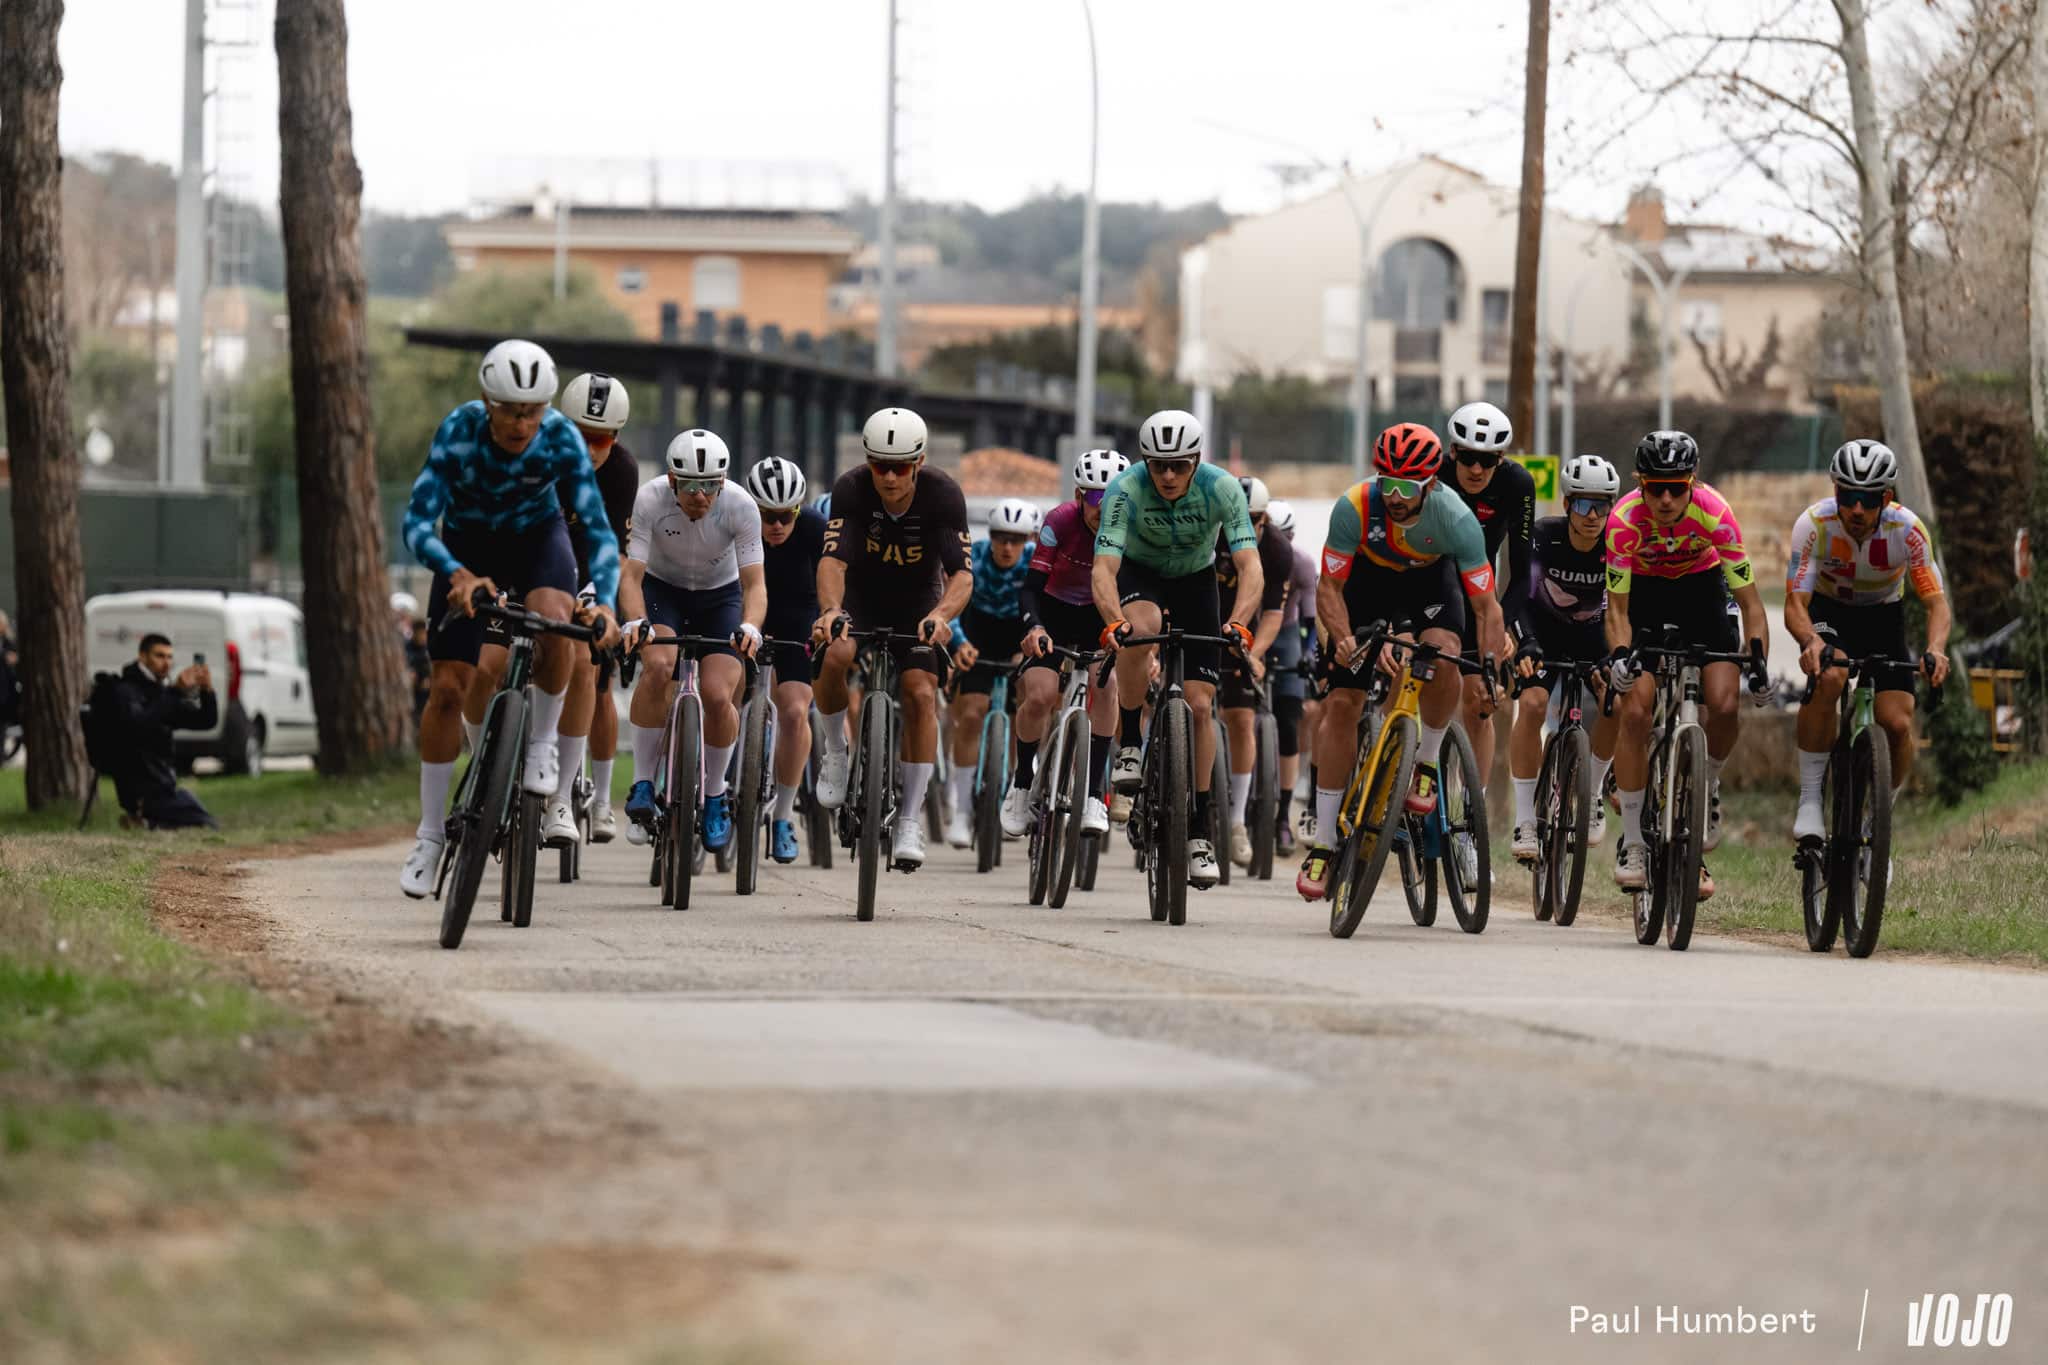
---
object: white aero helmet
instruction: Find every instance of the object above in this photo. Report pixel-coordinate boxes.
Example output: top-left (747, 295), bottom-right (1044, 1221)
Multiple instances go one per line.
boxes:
top-left (561, 372), bottom-right (630, 432)
top-left (1266, 499), bottom-right (1297, 535)
top-left (1138, 408), bottom-right (1204, 461)
top-left (1073, 447), bottom-right (1129, 491)
top-left (862, 406), bottom-right (928, 462)
top-left (988, 497), bottom-right (1044, 538)
top-left (744, 457), bottom-right (807, 510)
top-left (1561, 455), bottom-right (1621, 499)
top-left (1238, 476), bottom-right (1270, 515)
top-left (1830, 439), bottom-right (1899, 491)
top-left (665, 429), bottom-right (732, 480)
top-left (1446, 400), bottom-right (1513, 454)
top-left (389, 591), bottom-right (419, 618)
top-left (478, 338), bottom-right (558, 404)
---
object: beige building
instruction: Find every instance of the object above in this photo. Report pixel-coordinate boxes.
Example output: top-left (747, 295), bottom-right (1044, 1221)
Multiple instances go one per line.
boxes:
top-left (444, 201), bottom-right (860, 341)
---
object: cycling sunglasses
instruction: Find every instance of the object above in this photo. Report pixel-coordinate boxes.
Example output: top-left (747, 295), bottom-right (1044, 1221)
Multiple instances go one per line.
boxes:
top-left (759, 507), bottom-right (798, 526)
top-left (866, 458), bottom-right (917, 478)
top-left (1639, 477), bottom-right (1693, 500)
top-left (1149, 458), bottom-right (1197, 478)
top-left (672, 475), bottom-right (724, 495)
top-left (1453, 450), bottom-right (1502, 469)
top-left (1566, 496), bottom-right (1614, 518)
top-left (1379, 475), bottom-right (1429, 500)
top-left (1835, 485), bottom-right (1888, 510)
top-left (1082, 488), bottom-right (1107, 508)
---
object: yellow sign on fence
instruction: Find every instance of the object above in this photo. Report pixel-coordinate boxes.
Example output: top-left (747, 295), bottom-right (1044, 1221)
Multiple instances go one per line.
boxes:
top-left (1510, 454), bottom-right (1561, 511)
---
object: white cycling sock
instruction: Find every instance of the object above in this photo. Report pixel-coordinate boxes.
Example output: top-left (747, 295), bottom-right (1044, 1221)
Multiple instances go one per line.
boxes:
top-left (900, 761), bottom-right (933, 824)
top-left (529, 685), bottom-right (567, 747)
top-left (772, 782), bottom-right (799, 822)
top-left (1797, 749), bottom-right (1828, 808)
top-left (1617, 787), bottom-right (1647, 850)
top-left (819, 708), bottom-right (850, 755)
top-left (591, 757), bottom-right (614, 804)
top-left (702, 740), bottom-right (733, 798)
top-left (1418, 721), bottom-right (1448, 766)
top-left (1591, 752), bottom-right (1613, 798)
top-left (948, 767), bottom-right (972, 815)
top-left (417, 760), bottom-right (455, 839)
top-left (1314, 786), bottom-right (1344, 845)
top-left (630, 722), bottom-right (663, 784)
top-left (554, 734), bottom-right (586, 803)
top-left (1512, 776), bottom-right (1537, 826)
top-left (1707, 753), bottom-right (1726, 799)
top-left (462, 717), bottom-right (481, 755)
top-left (1229, 771), bottom-right (1252, 827)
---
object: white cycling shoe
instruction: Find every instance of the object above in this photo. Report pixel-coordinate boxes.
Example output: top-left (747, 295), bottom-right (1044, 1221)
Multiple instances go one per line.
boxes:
top-left (1615, 842), bottom-right (1648, 890)
top-left (1110, 747), bottom-right (1144, 790)
top-left (1229, 823), bottom-right (1253, 867)
top-left (816, 748), bottom-right (851, 810)
top-left (522, 739), bottom-right (558, 796)
top-left (1704, 787), bottom-right (1724, 851)
top-left (590, 801), bottom-right (617, 843)
top-left (1793, 801), bottom-right (1826, 843)
top-left (892, 817), bottom-right (927, 868)
top-left (945, 808), bottom-right (972, 849)
top-left (1511, 821), bottom-right (1540, 862)
top-left (1587, 805), bottom-right (1607, 847)
top-left (1081, 797), bottom-right (1110, 835)
top-left (999, 786), bottom-right (1034, 838)
top-left (1187, 838), bottom-right (1221, 888)
top-left (542, 802), bottom-right (578, 848)
top-left (1109, 790), bottom-right (1133, 824)
top-left (400, 834), bottom-right (444, 899)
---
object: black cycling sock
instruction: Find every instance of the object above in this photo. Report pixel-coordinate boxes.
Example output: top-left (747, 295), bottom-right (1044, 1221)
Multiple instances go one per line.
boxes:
top-left (1194, 787), bottom-right (1211, 828)
top-left (1120, 706), bottom-right (1144, 747)
top-left (1088, 733), bottom-right (1113, 795)
top-left (1277, 789), bottom-right (1293, 822)
top-left (1012, 739), bottom-right (1038, 787)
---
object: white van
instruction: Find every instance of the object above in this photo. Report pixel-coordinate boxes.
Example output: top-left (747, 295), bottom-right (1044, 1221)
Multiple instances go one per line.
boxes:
top-left (85, 591), bottom-right (318, 774)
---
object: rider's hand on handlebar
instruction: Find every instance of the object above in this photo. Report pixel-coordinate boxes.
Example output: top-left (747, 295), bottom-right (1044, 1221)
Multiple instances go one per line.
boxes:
top-left (1099, 618), bottom-right (1131, 654)
top-left (1606, 646), bottom-right (1642, 694)
top-left (447, 569), bottom-right (496, 618)
top-left (811, 610), bottom-right (847, 646)
top-left (1223, 621), bottom-right (1254, 655)
top-left (1746, 662), bottom-right (1773, 706)
top-left (731, 622), bottom-right (763, 659)
top-left (1021, 625), bottom-right (1052, 659)
top-left (1798, 634), bottom-right (1827, 678)
top-left (953, 640), bottom-right (981, 670)
top-left (1513, 637), bottom-right (1544, 680)
top-left (578, 602), bottom-right (620, 652)
top-left (1922, 649), bottom-right (1951, 688)
top-left (917, 612), bottom-right (950, 647)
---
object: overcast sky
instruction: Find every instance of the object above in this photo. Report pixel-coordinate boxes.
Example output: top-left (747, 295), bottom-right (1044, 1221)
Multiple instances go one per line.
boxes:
top-left (53, 0), bottom-right (1902, 236)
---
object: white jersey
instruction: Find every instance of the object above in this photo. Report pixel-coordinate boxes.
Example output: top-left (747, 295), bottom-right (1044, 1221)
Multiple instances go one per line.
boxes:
top-left (625, 477), bottom-right (763, 591)
top-left (1785, 498), bottom-right (1943, 607)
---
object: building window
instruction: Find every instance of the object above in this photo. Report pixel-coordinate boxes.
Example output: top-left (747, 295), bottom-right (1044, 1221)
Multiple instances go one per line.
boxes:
top-left (617, 265), bottom-right (647, 295)
top-left (693, 255), bottom-right (741, 312)
top-left (1481, 289), bottom-right (1510, 365)
top-left (1679, 299), bottom-right (1723, 345)
top-left (1483, 378), bottom-right (1509, 407)
top-left (1372, 238), bottom-right (1463, 327)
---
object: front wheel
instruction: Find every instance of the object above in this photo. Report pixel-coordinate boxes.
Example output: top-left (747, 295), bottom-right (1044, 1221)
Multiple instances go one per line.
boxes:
top-left (1046, 709), bottom-right (1090, 909)
top-left (668, 700), bottom-right (701, 911)
top-left (1800, 745), bottom-right (1843, 951)
top-left (1148, 702), bottom-right (1192, 926)
top-left (1663, 727), bottom-right (1708, 951)
top-left (510, 791), bottom-right (541, 928)
top-left (1248, 711), bottom-right (1279, 880)
top-left (1439, 723), bottom-right (1490, 934)
top-left (1397, 820), bottom-right (1437, 926)
top-left (1331, 715), bottom-right (1417, 939)
top-left (734, 691), bottom-right (768, 896)
top-left (441, 695), bottom-right (521, 950)
top-left (1208, 719), bottom-right (1231, 888)
top-left (855, 699), bottom-right (891, 922)
top-left (1839, 732), bottom-right (1892, 958)
top-left (974, 712), bottom-right (1009, 875)
top-left (1547, 727), bottom-right (1592, 928)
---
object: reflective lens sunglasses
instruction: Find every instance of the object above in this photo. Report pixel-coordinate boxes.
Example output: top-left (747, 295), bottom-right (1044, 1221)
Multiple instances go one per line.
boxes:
top-left (1150, 458), bottom-right (1196, 478)
top-left (760, 508), bottom-right (798, 525)
top-left (1454, 450), bottom-right (1502, 469)
top-left (1835, 485), bottom-right (1888, 510)
top-left (1567, 496), bottom-right (1614, 518)
top-left (1082, 488), bottom-right (1107, 508)
top-left (672, 475), bottom-right (724, 495)
top-left (1379, 475), bottom-right (1428, 500)
top-left (1640, 478), bottom-right (1693, 500)
top-left (867, 458), bottom-right (916, 478)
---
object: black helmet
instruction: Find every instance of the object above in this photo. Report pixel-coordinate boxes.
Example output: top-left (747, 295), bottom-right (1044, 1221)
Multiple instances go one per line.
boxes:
top-left (1634, 430), bottom-right (1700, 477)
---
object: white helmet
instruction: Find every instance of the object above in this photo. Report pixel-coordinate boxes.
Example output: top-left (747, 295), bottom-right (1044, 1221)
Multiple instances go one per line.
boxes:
top-left (1238, 476), bottom-right (1270, 515)
top-left (1138, 409), bottom-right (1203, 461)
top-left (862, 407), bottom-right (928, 462)
top-left (1266, 500), bottom-right (1297, 535)
top-left (988, 497), bottom-right (1044, 538)
top-left (1446, 400), bottom-right (1513, 454)
top-left (1561, 455), bottom-right (1621, 499)
top-left (561, 373), bottom-right (630, 432)
top-left (665, 429), bottom-right (732, 480)
top-left (1830, 439), bottom-right (1899, 491)
top-left (478, 339), bottom-right (557, 404)
top-left (743, 457), bottom-right (807, 509)
top-left (1073, 447), bottom-right (1129, 491)
top-left (389, 591), bottom-right (419, 618)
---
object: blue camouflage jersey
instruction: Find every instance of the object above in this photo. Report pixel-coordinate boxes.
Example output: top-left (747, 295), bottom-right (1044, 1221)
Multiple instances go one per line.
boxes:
top-left (949, 536), bottom-right (1034, 647)
top-left (402, 401), bottom-right (622, 606)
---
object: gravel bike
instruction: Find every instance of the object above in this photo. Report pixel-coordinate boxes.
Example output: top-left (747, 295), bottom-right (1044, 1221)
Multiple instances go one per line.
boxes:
top-left (832, 620), bottom-right (946, 922)
top-left (1024, 646), bottom-right (1110, 909)
top-left (1524, 656), bottom-right (1611, 927)
top-left (968, 661), bottom-right (1022, 874)
top-left (1118, 625), bottom-right (1237, 927)
top-left (634, 631), bottom-right (755, 912)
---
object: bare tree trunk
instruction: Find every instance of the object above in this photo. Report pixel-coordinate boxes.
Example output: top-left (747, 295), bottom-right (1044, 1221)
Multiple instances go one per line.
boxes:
top-left (1, 0), bottom-right (91, 810)
top-left (275, 0), bottom-right (408, 773)
top-left (2032, 0), bottom-right (2048, 441)
top-left (1506, 0), bottom-right (1549, 448)
top-left (1833, 0), bottom-right (1934, 522)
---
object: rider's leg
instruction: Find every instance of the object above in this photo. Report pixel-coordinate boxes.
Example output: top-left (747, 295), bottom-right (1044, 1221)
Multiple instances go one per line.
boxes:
top-left (899, 664), bottom-right (939, 821)
top-left (1112, 599), bottom-right (1163, 765)
top-left (1010, 665), bottom-right (1058, 796)
top-left (950, 690), bottom-right (989, 815)
top-left (1510, 684), bottom-right (1550, 830)
top-left (418, 660), bottom-right (474, 836)
top-left (698, 652), bottom-right (743, 797)
top-left (627, 635), bottom-right (679, 786)
top-left (554, 652), bottom-right (596, 809)
top-left (1187, 678), bottom-right (1218, 828)
top-left (771, 679), bottom-right (813, 820)
top-left (462, 645), bottom-right (507, 735)
top-left (1085, 663), bottom-right (1117, 799)
top-left (524, 585), bottom-right (576, 759)
top-left (1795, 668), bottom-right (1846, 836)
top-left (1414, 625), bottom-right (1463, 773)
top-left (1874, 688), bottom-right (1917, 795)
top-left (813, 638), bottom-right (855, 737)
top-left (1224, 704), bottom-right (1254, 829)
top-left (1310, 686), bottom-right (1366, 842)
top-left (1612, 681), bottom-right (1655, 852)
top-left (1701, 658), bottom-right (1741, 823)
top-left (1461, 670), bottom-right (1497, 791)
top-left (589, 661), bottom-right (619, 803)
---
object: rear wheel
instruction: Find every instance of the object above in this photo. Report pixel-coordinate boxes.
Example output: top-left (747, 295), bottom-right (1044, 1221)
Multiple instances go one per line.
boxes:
top-left (441, 695), bottom-right (521, 950)
top-left (1440, 723), bottom-right (1490, 934)
top-left (1663, 727), bottom-right (1708, 951)
top-left (1249, 711), bottom-right (1279, 880)
top-left (1531, 733), bottom-right (1562, 922)
top-left (855, 700), bottom-right (890, 922)
top-left (1156, 701), bottom-right (1192, 925)
top-left (1331, 715), bottom-right (1417, 939)
top-left (974, 712), bottom-right (1008, 875)
top-left (1046, 709), bottom-right (1090, 909)
top-left (734, 691), bottom-right (768, 895)
top-left (510, 792), bottom-right (541, 927)
top-left (1549, 727), bottom-right (1592, 928)
top-left (1398, 816), bottom-right (1437, 926)
top-left (1840, 732), bottom-right (1892, 958)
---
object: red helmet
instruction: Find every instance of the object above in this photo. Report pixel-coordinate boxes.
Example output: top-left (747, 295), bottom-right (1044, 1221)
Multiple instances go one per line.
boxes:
top-left (1374, 423), bottom-right (1444, 480)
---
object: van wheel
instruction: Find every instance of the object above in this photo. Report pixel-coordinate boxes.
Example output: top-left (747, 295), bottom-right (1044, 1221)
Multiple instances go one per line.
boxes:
top-left (222, 706), bottom-right (265, 777)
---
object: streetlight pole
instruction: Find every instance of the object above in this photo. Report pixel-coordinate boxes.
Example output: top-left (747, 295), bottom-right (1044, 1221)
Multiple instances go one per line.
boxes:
top-left (1073, 0), bottom-right (1101, 451)
top-left (877, 0), bottom-right (901, 378)
top-left (1610, 238), bottom-right (1692, 430)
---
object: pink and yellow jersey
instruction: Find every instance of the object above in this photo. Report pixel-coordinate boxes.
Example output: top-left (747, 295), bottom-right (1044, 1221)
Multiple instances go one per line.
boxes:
top-left (1604, 480), bottom-right (1755, 595)
top-left (1785, 498), bottom-right (1943, 606)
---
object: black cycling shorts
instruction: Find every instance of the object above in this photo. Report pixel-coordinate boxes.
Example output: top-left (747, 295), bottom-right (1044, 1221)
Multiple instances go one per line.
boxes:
top-left (763, 608), bottom-right (816, 689)
top-left (827, 606), bottom-right (947, 680)
top-left (1024, 596), bottom-right (1102, 678)
top-left (955, 606), bottom-right (1032, 697)
top-left (1808, 596), bottom-right (1917, 694)
top-left (1515, 612), bottom-right (1609, 697)
top-left (1623, 570), bottom-right (1739, 655)
top-left (643, 576), bottom-right (743, 661)
top-left (1323, 556), bottom-right (1465, 692)
top-left (427, 518), bottom-right (579, 665)
top-left (1116, 560), bottom-right (1223, 686)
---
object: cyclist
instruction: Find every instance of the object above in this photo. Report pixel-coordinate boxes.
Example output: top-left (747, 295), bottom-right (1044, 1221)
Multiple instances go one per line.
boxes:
top-left (1443, 400), bottom-right (1532, 798)
top-left (1094, 409), bottom-right (1262, 889)
top-left (746, 456), bottom-right (825, 864)
top-left (398, 339), bottom-right (622, 899)
top-left (618, 429), bottom-right (767, 855)
top-left (944, 497), bottom-right (1043, 846)
top-left (543, 373), bottom-right (638, 848)
top-left (1506, 455), bottom-right (1622, 860)
top-left (1216, 476), bottom-right (1296, 867)
top-left (1296, 423), bottom-right (1504, 901)
top-left (1265, 499), bottom-right (1317, 853)
top-left (813, 407), bottom-right (973, 870)
top-left (1604, 430), bottom-right (1771, 896)
top-left (1013, 448), bottom-right (1129, 840)
top-left (1784, 439), bottom-right (1951, 842)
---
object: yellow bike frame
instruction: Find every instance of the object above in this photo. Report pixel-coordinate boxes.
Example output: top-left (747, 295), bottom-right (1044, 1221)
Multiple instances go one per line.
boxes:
top-left (1336, 646), bottom-right (1428, 841)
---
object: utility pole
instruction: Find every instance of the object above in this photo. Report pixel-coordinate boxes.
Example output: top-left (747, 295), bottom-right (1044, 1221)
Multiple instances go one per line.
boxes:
top-left (1073, 0), bottom-right (1101, 450)
top-left (877, 0), bottom-right (901, 378)
top-left (171, 0), bottom-right (206, 488)
top-left (1506, 0), bottom-right (1549, 450)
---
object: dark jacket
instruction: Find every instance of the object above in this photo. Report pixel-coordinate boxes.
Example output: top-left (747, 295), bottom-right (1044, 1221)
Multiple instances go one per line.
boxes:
top-left (110, 662), bottom-right (218, 807)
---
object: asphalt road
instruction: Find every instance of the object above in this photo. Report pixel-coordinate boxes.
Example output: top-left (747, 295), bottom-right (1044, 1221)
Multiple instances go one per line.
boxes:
top-left (250, 821), bottom-right (2047, 1364)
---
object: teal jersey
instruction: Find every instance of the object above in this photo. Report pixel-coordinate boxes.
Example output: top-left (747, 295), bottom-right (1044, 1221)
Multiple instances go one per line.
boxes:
top-left (1095, 462), bottom-right (1256, 579)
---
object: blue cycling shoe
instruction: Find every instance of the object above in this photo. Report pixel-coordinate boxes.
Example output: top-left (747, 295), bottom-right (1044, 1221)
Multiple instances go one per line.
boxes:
top-left (702, 793), bottom-right (733, 850)
top-left (625, 779), bottom-right (660, 827)
top-left (770, 818), bottom-right (799, 864)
